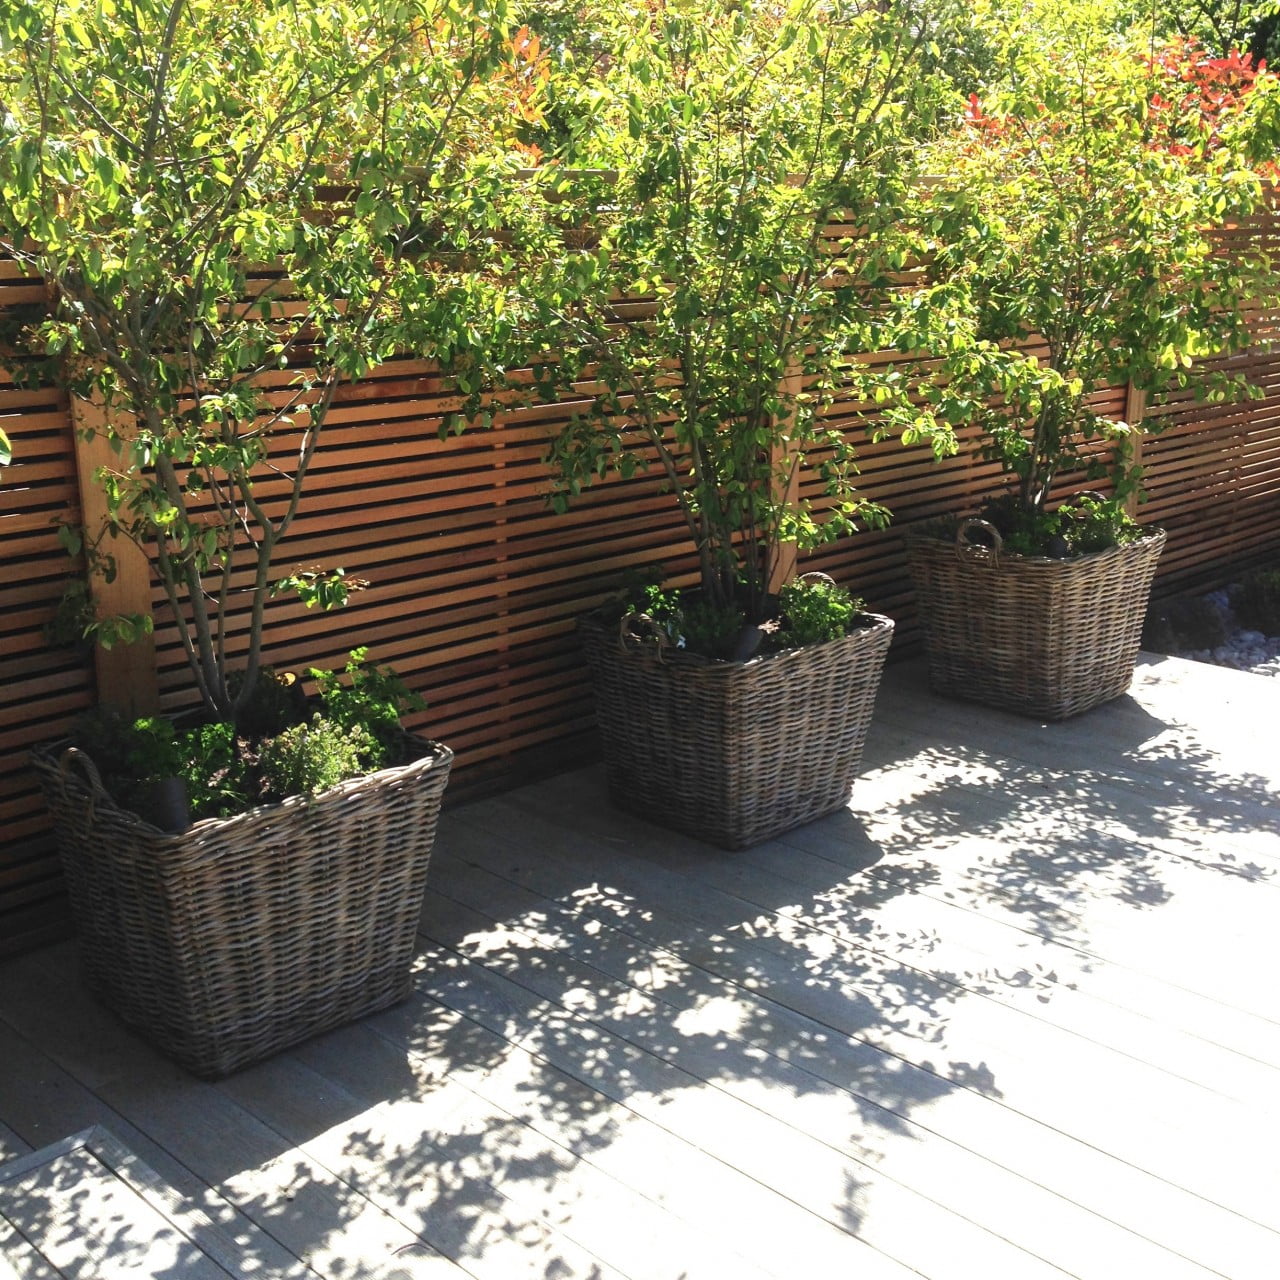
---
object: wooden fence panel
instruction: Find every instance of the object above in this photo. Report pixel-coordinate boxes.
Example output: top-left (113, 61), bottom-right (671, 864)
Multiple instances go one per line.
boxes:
top-left (0, 262), bottom-right (94, 957)
top-left (1141, 349), bottom-right (1280, 593)
top-left (148, 361), bottom-right (704, 788)
top-left (3, 216), bottom-right (1280, 953)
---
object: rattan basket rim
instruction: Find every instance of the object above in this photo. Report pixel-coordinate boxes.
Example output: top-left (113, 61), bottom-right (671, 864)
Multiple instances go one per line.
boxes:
top-left (578, 610), bottom-right (894, 673)
top-left (30, 732), bottom-right (453, 847)
top-left (904, 522), bottom-right (1165, 565)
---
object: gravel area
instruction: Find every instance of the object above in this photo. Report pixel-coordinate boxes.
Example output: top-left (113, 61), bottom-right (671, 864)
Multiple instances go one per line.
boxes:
top-left (1169, 587), bottom-right (1280, 678)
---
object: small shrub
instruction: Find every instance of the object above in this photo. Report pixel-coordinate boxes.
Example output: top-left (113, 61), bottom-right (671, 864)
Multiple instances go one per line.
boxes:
top-left (982, 495), bottom-right (1065, 557)
top-left (309, 648), bottom-right (425, 768)
top-left (71, 710), bottom-right (181, 809)
top-left (609, 583), bottom-right (744, 660)
top-left (72, 711), bottom-right (247, 820)
top-left (258, 715), bottom-right (375, 799)
top-left (778, 577), bottom-right (863, 647)
top-left (679, 598), bottom-right (746, 660)
top-left (626, 583), bottom-right (685, 645)
top-left (980, 493), bottom-right (1141, 558)
top-left (1061, 495), bottom-right (1143, 555)
top-left (179, 723), bottom-right (248, 821)
top-left (70, 651), bottom-right (418, 818)
top-left (607, 575), bottom-right (866, 658)
top-left (1233, 566), bottom-right (1280, 634)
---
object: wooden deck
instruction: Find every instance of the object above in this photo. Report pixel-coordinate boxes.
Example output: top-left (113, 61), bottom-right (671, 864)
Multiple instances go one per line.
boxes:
top-left (2, 655), bottom-right (1278, 1280)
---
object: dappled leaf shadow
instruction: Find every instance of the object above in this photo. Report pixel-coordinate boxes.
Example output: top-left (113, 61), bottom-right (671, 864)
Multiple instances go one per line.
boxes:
top-left (854, 659), bottom-right (1280, 971)
top-left (2, 653), bottom-right (1278, 1278)
top-left (0, 1126), bottom-right (303, 1280)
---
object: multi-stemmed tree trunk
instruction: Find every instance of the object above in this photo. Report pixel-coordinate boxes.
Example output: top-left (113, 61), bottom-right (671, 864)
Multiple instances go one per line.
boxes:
top-left (0, 0), bottom-right (548, 718)
top-left (532, 0), bottom-right (964, 624)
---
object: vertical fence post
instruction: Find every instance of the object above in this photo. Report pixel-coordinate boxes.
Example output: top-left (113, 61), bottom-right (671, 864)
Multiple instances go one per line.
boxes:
top-left (69, 392), bottom-right (160, 715)
top-left (767, 365), bottom-right (804, 594)
top-left (1123, 379), bottom-right (1147, 519)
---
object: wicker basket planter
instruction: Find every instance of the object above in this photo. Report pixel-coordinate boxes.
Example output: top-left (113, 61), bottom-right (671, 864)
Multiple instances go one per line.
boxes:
top-left (906, 521), bottom-right (1166, 720)
top-left (579, 611), bottom-right (894, 849)
top-left (31, 736), bottom-right (453, 1078)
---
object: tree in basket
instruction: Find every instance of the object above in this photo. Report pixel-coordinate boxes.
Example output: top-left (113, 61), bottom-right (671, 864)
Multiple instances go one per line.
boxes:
top-left (0, 0), bottom-right (553, 1075)
top-left (894, 2), bottom-right (1280, 718)
top-left (0, 0), bottom-right (552, 720)
top-left (521, 0), bottom-right (962, 847)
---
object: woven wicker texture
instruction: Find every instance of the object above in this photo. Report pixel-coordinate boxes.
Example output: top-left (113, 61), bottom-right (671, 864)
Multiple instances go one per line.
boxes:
top-left (906, 525), bottom-right (1166, 720)
top-left (580, 612), bottom-right (894, 849)
top-left (30, 736), bottom-right (452, 1078)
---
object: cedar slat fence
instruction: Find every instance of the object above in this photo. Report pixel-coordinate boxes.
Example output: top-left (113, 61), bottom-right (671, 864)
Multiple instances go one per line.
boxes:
top-left (0, 261), bottom-right (95, 956)
top-left (4, 206), bottom-right (1280, 955)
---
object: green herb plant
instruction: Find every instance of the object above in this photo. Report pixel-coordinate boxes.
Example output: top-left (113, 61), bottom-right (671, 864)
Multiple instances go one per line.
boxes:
top-left (310, 647), bottom-right (426, 768)
top-left (778, 577), bottom-right (863, 647)
top-left (608, 572), bottom-right (860, 660)
top-left (258, 716), bottom-right (376, 800)
top-left (606, 579), bottom-right (743, 661)
top-left (979, 493), bottom-right (1143, 558)
top-left (71, 649), bottom-right (421, 821)
top-left (176, 723), bottom-right (247, 819)
top-left (70, 710), bottom-right (246, 820)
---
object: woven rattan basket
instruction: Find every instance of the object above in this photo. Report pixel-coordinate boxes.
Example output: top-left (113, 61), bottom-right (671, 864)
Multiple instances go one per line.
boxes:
top-left (31, 735), bottom-right (452, 1078)
top-left (580, 609), bottom-right (894, 849)
top-left (906, 520), bottom-right (1165, 720)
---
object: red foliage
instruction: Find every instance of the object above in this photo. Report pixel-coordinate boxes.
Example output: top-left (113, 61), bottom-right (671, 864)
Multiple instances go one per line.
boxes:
top-left (1149, 38), bottom-right (1264, 154)
top-left (498, 24), bottom-right (550, 127)
top-left (964, 92), bottom-right (1006, 137)
top-left (960, 39), bottom-right (1273, 176)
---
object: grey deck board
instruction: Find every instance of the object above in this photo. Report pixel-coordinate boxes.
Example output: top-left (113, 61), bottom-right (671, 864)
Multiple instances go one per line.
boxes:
top-left (360, 971), bottom-right (884, 1280)
top-left (431, 809), bottom-right (1280, 1278)
top-left (0, 1128), bottom-right (244, 1280)
top-left (775, 797), bottom-right (1280, 1058)
top-left (471, 785), bottom-right (1280, 1215)
top-left (415, 880), bottom-right (1215, 1280)
top-left (249, 1019), bottom-right (786, 1280)
top-left (0, 955), bottom-right (421, 1280)
top-left (0, 1225), bottom-right (61, 1280)
top-left (0, 1127), bottom-right (30, 1169)
top-left (0, 655), bottom-right (1277, 1279)
top-left (394, 940), bottom-right (923, 1280)
top-left (422, 841), bottom-right (1276, 1277)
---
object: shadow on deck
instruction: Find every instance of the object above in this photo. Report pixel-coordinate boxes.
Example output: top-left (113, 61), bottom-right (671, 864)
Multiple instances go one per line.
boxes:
top-left (1, 655), bottom-right (1277, 1280)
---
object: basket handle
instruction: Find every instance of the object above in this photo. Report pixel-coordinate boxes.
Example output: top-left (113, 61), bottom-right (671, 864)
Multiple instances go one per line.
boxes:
top-left (58, 746), bottom-right (109, 827)
top-left (618, 611), bottom-right (670, 661)
top-left (58, 746), bottom-right (109, 798)
top-left (956, 518), bottom-right (1002, 569)
top-left (794, 571), bottom-right (838, 590)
